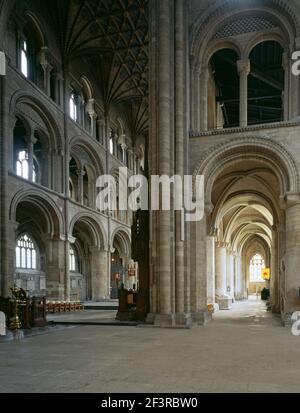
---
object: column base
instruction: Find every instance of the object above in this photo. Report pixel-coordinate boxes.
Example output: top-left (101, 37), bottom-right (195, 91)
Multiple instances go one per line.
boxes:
top-left (216, 296), bottom-right (233, 310)
top-left (146, 313), bottom-right (193, 328)
top-left (154, 313), bottom-right (175, 327)
top-left (271, 305), bottom-right (280, 314)
top-left (145, 313), bottom-right (155, 324)
top-left (174, 313), bottom-right (193, 327)
top-left (191, 310), bottom-right (212, 325)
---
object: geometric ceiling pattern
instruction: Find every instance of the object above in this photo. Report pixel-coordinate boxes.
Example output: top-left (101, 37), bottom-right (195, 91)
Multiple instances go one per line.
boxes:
top-left (215, 16), bottom-right (276, 39)
top-left (35, 0), bottom-right (149, 110)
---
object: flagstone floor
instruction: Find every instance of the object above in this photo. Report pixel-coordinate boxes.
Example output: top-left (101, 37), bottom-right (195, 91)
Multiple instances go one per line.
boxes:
top-left (1, 298), bottom-right (300, 393)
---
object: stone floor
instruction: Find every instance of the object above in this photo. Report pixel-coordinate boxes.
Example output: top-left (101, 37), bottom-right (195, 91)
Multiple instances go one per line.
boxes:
top-left (0, 297), bottom-right (300, 393)
top-left (48, 310), bottom-right (120, 324)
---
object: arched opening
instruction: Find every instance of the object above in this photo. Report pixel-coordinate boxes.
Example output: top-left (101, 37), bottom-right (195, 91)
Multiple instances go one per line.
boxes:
top-left (69, 91), bottom-right (78, 122)
top-left (16, 234), bottom-right (38, 271)
top-left (248, 252), bottom-right (267, 296)
top-left (209, 48), bottom-right (240, 129)
top-left (13, 195), bottom-right (62, 297)
top-left (14, 232), bottom-right (45, 295)
top-left (69, 141), bottom-right (102, 208)
top-left (71, 216), bottom-right (108, 302)
top-left (191, 139), bottom-right (298, 320)
top-left (248, 41), bottom-right (284, 125)
top-left (72, 220), bottom-right (93, 301)
top-left (249, 254), bottom-right (266, 283)
top-left (18, 15), bottom-right (44, 86)
top-left (69, 157), bottom-right (78, 202)
top-left (110, 248), bottom-right (123, 299)
top-left (13, 118), bottom-right (36, 182)
top-left (110, 229), bottom-right (134, 299)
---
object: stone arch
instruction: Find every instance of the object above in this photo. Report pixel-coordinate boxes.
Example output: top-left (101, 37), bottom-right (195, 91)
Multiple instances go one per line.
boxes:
top-left (242, 235), bottom-right (271, 292)
top-left (213, 191), bottom-right (277, 232)
top-left (242, 235), bottom-right (270, 261)
top-left (10, 91), bottom-right (63, 151)
top-left (69, 213), bottom-right (108, 251)
top-left (191, 0), bottom-right (299, 69)
top-left (203, 39), bottom-right (242, 68)
top-left (69, 136), bottom-right (105, 177)
top-left (24, 11), bottom-right (46, 47)
top-left (244, 32), bottom-right (288, 59)
top-left (193, 137), bottom-right (299, 202)
top-left (9, 189), bottom-right (65, 236)
top-left (81, 76), bottom-right (94, 101)
top-left (111, 228), bottom-right (131, 258)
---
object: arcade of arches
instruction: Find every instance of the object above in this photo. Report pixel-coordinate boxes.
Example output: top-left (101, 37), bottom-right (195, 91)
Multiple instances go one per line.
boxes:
top-left (1, 0), bottom-right (300, 331)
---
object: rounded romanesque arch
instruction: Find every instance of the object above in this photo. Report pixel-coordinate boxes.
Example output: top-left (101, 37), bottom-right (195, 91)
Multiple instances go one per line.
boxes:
top-left (111, 227), bottom-right (131, 258)
top-left (10, 91), bottom-right (63, 151)
top-left (69, 213), bottom-right (108, 251)
top-left (9, 188), bottom-right (65, 236)
top-left (244, 31), bottom-right (288, 58)
top-left (193, 137), bottom-right (300, 204)
top-left (191, 0), bottom-right (299, 68)
top-left (202, 39), bottom-right (242, 69)
top-left (69, 136), bottom-right (105, 177)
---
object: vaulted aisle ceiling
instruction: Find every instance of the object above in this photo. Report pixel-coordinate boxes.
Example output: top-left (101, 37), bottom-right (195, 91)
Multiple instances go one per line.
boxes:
top-left (25, 0), bottom-right (149, 134)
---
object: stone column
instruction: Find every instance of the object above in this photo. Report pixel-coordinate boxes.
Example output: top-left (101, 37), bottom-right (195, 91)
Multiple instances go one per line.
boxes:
top-left (291, 38), bottom-right (300, 118)
top-left (52, 149), bottom-right (63, 193)
top-left (121, 143), bottom-right (127, 165)
top-left (56, 73), bottom-right (64, 107)
top-left (39, 47), bottom-right (50, 95)
top-left (63, 69), bottom-right (71, 301)
top-left (282, 52), bottom-right (290, 121)
top-left (77, 168), bottom-right (85, 204)
top-left (234, 254), bottom-right (241, 300)
top-left (206, 235), bottom-right (215, 305)
top-left (237, 59), bottom-right (250, 128)
top-left (28, 134), bottom-right (37, 182)
top-left (215, 242), bottom-right (227, 298)
top-left (270, 226), bottom-right (280, 312)
top-left (90, 247), bottom-right (109, 301)
top-left (237, 255), bottom-right (245, 299)
top-left (97, 119), bottom-right (105, 145)
top-left (226, 249), bottom-right (235, 299)
top-left (0, 52), bottom-right (9, 296)
top-left (174, 0), bottom-right (190, 326)
top-left (87, 99), bottom-right (97, 138)
top-left (190, 216), bottom-right (210, 323)
top-left (46, 237), bottom-right (66, 300)
top-left (200, 66), bottom-right (209, 131)
top-left (127, 149), bottom-right (133, 171)
top-left (283, 200), bottom-right (300, 324)
top-left (150, 0), bottom-right (174, 327)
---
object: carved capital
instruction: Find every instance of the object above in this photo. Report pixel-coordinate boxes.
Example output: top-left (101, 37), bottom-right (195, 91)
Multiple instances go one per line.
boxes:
top-left (237, 59), bottom-right (250, 76)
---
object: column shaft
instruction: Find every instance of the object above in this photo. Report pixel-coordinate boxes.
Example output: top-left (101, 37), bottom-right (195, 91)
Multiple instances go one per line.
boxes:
top-left (200, 68), bottom-right (208, 131)
top-left (0, 65), bottom-right (10, 296)
top-left (215, 244), bottom-right (227, 298)
top-left (282, 53), bottom-right (289, 121)
top-left (157, 0), bottom-right (172, 317)
top-left (284, 203), bottom-right (300, 319)
top-left (175, 0), bottom-right (185, 317)
top-left (237, 60), bottom-right (250, 128)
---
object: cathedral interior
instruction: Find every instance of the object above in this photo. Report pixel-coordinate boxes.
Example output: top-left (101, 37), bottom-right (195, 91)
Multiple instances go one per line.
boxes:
top-left (1, 0), bottom-right (300, 394)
